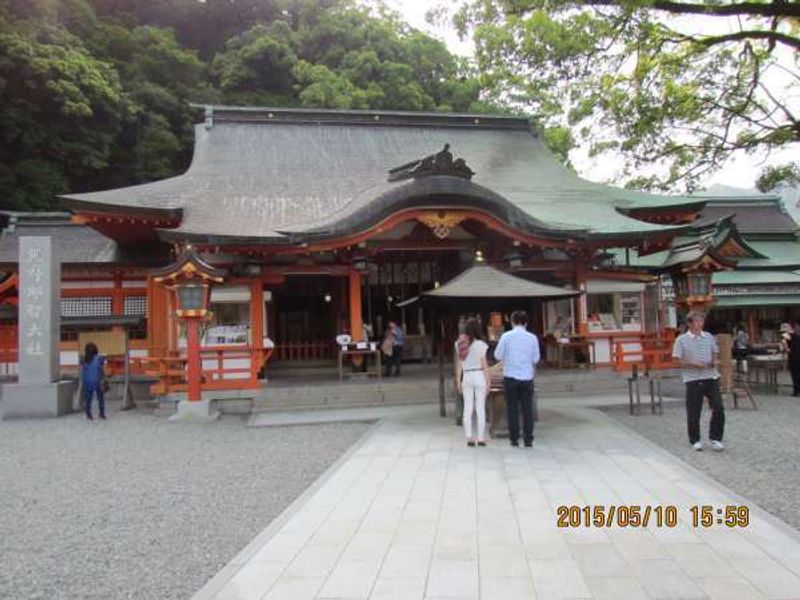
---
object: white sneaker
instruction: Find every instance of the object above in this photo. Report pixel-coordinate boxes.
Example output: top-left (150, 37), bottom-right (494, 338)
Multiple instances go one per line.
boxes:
top-left (710, 440), bottom-right (725, 451)
top-left (692, 441), bottom-right (704, 451)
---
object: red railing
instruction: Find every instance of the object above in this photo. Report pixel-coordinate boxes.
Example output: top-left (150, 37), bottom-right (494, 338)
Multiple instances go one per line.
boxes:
top-left (136, 345), bottom-right (273, 396)
top-left (613, 331), bottom-right (677, 372)
top-left (274, 341), bottom-right (334, 361)
top-left (0, 325), bottom-right (17, 377)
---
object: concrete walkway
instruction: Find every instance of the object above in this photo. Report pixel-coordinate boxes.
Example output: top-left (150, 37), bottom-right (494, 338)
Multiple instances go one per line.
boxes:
top-left (195, 399), bottom-right (800, 600)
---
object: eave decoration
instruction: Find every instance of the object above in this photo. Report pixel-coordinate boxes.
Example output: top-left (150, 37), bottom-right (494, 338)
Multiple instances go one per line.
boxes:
top-left (388, 144), bottom-right (475, 182)
top-left (417, 212), bottom-right (467, 239)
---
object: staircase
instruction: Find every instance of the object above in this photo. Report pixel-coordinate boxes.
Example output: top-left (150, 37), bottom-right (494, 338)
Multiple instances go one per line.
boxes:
top-left (244, 366), bottom-right (632, 414)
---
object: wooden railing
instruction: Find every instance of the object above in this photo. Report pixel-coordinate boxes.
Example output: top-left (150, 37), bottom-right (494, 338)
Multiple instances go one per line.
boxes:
top-left (0, 325), bottom-right (17, 377)
top-left (274, 341), bottom-right (334, 361)
top-left (136, 345), bottom-right (273, 396)
top-left (613, 331), bottom-right (677, 372)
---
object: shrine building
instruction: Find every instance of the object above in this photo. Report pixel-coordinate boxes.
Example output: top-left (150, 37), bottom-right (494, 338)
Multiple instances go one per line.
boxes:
top-left (1, 106), bottom-right (798, 392)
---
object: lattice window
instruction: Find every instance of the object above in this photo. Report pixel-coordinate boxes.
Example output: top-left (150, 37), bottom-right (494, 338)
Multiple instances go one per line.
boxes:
top-left (61, 297), bottom-right (112, 317)
top-left (124, 296), bottom-right (147, 316)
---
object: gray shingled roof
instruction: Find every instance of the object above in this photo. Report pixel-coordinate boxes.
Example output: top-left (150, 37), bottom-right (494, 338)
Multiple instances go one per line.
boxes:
top-left (60, 106), bottom-right (697, 244)
top-left (0, 214), bottom-right (121, 265)
top-left (424, 262), bottom-right (581, 299)
top-left (699, 203), bottom-right (798, 235)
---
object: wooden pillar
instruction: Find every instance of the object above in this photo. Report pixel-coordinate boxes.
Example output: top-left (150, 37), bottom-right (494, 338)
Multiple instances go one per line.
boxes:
top-left (250, 279), bottom-right (264, 350)
top-left (349, 268), bottom-right (364, 341)
top-left (250, 279), bottom-right (264, 380)
top-left (111, 272), bottom-right (124, 316)
top-left (147, 276), bottom-right (169, 357)
top-left (747, 309), bottom-right (758, 344)
top-left (186, 318), bottom-right (202, 401)
top-left (575, 265), bottom-right (589, 336)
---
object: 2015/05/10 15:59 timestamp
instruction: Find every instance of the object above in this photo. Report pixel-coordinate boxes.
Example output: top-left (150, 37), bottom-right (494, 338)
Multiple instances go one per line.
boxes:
top-left (556, 505), bottom-right (750, 528)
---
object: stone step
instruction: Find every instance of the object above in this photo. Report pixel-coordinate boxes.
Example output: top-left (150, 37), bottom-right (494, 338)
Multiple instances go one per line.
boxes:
top-left (249, 373), bottom-right (630, 413)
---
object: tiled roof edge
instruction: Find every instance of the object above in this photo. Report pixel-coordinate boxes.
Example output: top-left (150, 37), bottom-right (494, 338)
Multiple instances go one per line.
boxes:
top-left (190, 103), bottom-right (536, 132)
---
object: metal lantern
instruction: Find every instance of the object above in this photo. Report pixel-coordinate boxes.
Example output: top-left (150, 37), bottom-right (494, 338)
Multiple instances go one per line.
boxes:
top-left (175, 282), bottom-right (210, 317)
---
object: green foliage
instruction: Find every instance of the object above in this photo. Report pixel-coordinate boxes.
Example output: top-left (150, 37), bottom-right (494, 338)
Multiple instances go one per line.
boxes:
top-left (1, 1), bottom-right (497, 211)
top-left (458, 0), bottom-right (800, 191)
top-left (757, 163), bottom-right (800, 193)
top-left (0, 18), bottom-right (123, 210)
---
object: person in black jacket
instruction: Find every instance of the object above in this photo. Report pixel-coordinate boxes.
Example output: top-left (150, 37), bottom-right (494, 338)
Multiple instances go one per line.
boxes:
top-left (781, 323), bottom-right (800, 396)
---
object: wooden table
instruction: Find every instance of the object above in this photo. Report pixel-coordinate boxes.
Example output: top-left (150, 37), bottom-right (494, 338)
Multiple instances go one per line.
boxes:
top-left (338, 348), bottom-right (381, 381)
top-left (747, 354), bottom-right (782, 393)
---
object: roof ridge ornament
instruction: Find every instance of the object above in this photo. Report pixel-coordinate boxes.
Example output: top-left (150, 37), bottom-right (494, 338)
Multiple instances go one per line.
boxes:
top-left (388, 144), bottom-right (475, 182)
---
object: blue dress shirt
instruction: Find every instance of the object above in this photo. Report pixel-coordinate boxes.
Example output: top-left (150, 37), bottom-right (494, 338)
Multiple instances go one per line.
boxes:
top-left (494, 326), bottom-right (540, 381)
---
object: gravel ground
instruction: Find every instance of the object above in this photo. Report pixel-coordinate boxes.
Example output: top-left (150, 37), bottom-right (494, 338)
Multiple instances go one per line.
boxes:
top-left (602, 395), bottom-right (800, 531)
top-left (0, 405), bottom-right (371, 600)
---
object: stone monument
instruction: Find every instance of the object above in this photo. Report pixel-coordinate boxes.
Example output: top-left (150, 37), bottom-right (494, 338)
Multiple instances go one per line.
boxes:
top-left (2, 237), bottom-right (75, 418)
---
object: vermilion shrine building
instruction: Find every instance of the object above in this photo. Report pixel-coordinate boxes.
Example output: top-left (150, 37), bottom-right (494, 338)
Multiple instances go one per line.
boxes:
top-left (1, 106), bottom-right (798, 393)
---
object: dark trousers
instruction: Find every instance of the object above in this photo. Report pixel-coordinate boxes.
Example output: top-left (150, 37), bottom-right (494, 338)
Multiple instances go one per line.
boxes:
top-left (84, 383), bottom-right (105, 418)
top-left (789, 361), bottom-right (800, 396)
top-left (685, 378), bottom-right (724, 444)
top-left (385, 345), bottom-right (403, 376)
top-left (504, 377), bottom-right (534, 444)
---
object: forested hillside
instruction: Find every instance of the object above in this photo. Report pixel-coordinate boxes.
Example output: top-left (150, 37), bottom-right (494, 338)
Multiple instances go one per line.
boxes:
top-left (0, 0), bottom-right (499, 210)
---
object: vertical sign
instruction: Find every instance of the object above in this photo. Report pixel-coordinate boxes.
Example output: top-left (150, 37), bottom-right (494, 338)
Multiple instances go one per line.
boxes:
top-left (18, 237), bottom-right (59, 384)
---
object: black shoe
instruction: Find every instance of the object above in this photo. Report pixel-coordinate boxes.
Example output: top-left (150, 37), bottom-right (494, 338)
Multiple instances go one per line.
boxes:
top-left (467, 440), bottom-right (475, 447)
top-left (477, 441), bottom-right (486, 447)
top-left (510, 440), bottom-right (519, 447)
top-left (86, 414), bottom-right (93, 420)
top-left (524, 441), bottom-right (533, 447)
top-left (100, 415), bottom-right (107, 420)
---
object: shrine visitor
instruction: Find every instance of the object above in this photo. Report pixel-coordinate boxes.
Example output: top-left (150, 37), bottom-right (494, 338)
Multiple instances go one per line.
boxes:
top-left (384, 320), bottom-right (405, 377)
top-left (455, 318), bottom-right (491, 447)
top-left (494, 310), bottom-right (540, 447)
top-left (81, 342), bottom-right (107, 420)
top-left (672, 311), bottom-right (725, 451)
top-left (780, 323), bottom-right (800, 396)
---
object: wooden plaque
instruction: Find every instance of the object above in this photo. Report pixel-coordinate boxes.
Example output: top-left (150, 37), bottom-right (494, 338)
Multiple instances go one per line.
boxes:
top-left (78, 329), bottom-right (127, 357)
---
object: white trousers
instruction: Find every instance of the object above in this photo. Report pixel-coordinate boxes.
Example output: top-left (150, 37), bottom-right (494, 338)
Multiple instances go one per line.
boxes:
top-left (462, 370), bottom-right (487, 440)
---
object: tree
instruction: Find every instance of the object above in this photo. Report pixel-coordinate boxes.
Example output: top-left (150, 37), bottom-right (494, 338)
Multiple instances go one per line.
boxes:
top-left (456, 0), bottom-right (800, 191)
top-left (0, 15), bottom-right (124, 210)
top-left (88, 23), bottom-right (210, 185)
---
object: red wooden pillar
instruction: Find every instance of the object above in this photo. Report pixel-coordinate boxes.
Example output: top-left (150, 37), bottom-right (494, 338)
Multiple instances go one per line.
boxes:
top-left (250, 279), bottom-right (264, 379)
top-left (349, 268), bottom-right (364, 341)
top-left (186, 318), bottom-right (202, 401)
top-left (575, 265), bottom-right (589, 336)
top-left (147, 276), bottom-right (170, 358)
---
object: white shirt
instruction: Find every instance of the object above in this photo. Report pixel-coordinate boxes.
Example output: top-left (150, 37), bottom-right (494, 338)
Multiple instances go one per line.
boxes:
top-left (457, 340), bottom-right (488, 370)
top-left (494, 326), bottom-right (540, 381)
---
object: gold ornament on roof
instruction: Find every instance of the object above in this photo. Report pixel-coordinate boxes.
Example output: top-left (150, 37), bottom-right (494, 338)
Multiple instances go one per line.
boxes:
top-left (417, 212), bottom-right (466, 239)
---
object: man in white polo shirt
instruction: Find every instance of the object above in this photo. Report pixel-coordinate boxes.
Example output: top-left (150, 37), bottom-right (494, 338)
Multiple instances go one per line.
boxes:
top-left (672, 310), bottom-right (726, 451)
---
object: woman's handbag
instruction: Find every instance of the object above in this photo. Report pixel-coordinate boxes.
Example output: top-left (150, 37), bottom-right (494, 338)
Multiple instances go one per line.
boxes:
top-left (101, 376), bottom-right (110, 394)
top-left (381, 337), bottom-right (394, 357)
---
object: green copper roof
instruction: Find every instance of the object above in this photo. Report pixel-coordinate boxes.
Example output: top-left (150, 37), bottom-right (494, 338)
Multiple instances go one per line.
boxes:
top-left (713, 270), bottom-right (800, 285)
top-left (715, 295), bottom-right (800, 308)
top-left (736, 241), bottom-right (800, 269)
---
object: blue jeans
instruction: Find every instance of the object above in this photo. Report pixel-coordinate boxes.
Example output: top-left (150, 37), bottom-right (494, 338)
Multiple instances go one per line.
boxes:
top-left (84, 383), bottom-right (105, 418)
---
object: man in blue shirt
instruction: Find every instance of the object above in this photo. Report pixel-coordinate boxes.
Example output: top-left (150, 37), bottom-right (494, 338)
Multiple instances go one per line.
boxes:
top-left (494, 310), bottom-right (540, 447)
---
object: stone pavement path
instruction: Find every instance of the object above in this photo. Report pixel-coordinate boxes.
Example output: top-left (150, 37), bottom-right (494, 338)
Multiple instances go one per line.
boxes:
top-left (195, 403), bottom-right (800, 600)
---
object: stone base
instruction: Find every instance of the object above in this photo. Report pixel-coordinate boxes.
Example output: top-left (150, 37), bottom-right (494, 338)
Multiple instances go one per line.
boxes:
top-left (1, 380), bottom-right (77, 419)
top-left (168, 399), bottom-right (221, 422)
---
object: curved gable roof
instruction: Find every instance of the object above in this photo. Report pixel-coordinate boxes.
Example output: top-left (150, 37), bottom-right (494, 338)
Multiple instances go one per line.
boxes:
top-left (61, 106), bottom-right (696, 243)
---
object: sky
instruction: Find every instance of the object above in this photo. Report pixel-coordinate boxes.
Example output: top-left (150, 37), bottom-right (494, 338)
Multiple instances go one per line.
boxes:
top-left (390, 0), bottom-right (798, 194)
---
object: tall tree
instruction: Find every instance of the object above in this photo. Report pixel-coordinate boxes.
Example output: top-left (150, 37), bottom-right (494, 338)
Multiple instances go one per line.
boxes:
top-left (0, 9), bottom-right (124, 210)
top-left (456, 0), bottom-right (800, 191)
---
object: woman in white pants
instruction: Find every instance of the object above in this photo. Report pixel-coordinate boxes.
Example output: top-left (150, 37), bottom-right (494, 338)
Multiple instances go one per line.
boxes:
top-left (455, 318), bottom-right (491, 447)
